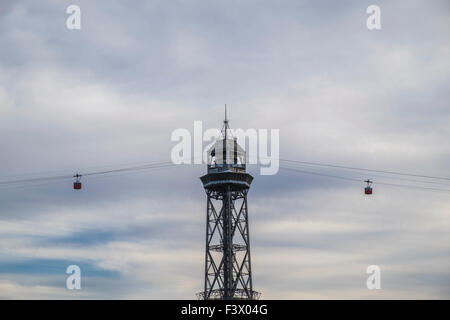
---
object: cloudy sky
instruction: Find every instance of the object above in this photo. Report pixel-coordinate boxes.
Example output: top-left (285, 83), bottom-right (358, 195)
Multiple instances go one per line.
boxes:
top-left (0, 0), bottom-right (449, 299)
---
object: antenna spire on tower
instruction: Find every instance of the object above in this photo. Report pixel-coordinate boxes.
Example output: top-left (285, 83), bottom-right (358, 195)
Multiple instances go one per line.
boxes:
top-left (223, 104), bottom-right (230, 140)
top-left (224, 104), bottom-right (228, 124)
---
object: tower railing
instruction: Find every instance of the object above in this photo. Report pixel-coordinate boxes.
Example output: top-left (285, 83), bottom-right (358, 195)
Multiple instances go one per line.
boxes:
top-left (207, 163), bottom-right (246, 174)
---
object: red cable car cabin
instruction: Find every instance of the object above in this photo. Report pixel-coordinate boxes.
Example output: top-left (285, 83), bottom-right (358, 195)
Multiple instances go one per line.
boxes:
top-left (364, 179), bottom-right (373, 195)
top-left (73, 174), bottom-right (82, 190)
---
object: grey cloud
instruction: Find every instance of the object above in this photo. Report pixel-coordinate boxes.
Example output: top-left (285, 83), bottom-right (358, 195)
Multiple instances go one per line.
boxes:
top-left (0, 0), bottom-right (449, 299)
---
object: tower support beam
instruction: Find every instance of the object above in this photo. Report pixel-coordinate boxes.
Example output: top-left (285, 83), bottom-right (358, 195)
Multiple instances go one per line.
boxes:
top-left (198, 184), bottom-right (259, 300)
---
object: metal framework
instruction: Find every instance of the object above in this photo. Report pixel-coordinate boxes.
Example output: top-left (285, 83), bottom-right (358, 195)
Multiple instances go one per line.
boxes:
top-left (197, 108), bottom-right (259, 300)
top-left (197, 186), bottom-right (259, 300)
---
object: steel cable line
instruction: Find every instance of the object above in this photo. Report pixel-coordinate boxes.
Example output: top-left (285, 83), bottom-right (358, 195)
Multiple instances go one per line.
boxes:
top-left (278, 158), bottom-right (450, 181)
top-left (0, 174), bottom-right (72, 185)
top-left (0, 161), bottom-right (173, 186)
top-left (248, 155), bottom-right (450, 182)
top-left (0, 158), bottom-right (175, 180)
top-left (81, 161), bottom-right (173, 176)
top-left (2, 155), bottom-right (449, 184)
top-left (371, 180), bottom-right (450, 193)
top-left (279, 166), bottom-right (363, 182)
top-left (277, 162), bottom-right (450, 187)
top-left (251, 156), bottom-right (450, 185)
top-left (0, 163), bottom-right (181, 190)
top-left (1, 155), bottom-right (449, 193)
top-left (0, 178), bottom-right (73, 190)
top-left (279, 166), bottom-right (450, 193)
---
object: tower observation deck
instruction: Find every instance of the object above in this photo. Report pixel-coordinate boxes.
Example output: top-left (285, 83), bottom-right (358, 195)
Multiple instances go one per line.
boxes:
top-left (197, 107), bottom-right (260, 300)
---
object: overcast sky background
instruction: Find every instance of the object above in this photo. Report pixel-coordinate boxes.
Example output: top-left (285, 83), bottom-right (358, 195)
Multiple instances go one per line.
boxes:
top-left (0, 0), bottom-right (449, 299)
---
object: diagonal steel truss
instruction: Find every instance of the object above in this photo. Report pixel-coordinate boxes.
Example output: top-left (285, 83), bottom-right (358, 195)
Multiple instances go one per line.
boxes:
top-left (197, 186), bottom-right (260, 300)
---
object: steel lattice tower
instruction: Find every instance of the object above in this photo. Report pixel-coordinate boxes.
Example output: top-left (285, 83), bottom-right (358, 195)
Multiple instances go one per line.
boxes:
top-left (197, 108), bottom-right (260, 300)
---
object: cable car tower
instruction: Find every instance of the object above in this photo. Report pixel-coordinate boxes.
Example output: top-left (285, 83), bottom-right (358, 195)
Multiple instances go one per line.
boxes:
top-left (197, 107), bottom-right (260, 300)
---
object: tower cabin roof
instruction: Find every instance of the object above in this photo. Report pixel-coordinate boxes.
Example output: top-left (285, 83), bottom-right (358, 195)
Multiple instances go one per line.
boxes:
top-left (201, 106), bottom-right (253, 190)
top-left (207, 137), bottom-right (246, 174)
top-left (207, 105), bottom-right (247, 174)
